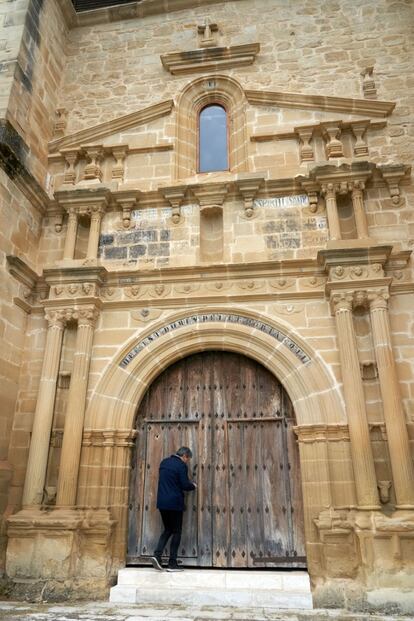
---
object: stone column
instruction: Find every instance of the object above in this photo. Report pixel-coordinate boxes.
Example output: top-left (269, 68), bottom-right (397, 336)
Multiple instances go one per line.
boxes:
top-left (56, 306), bottom-right (99, 507)
top-left (322, 183), bottom-right (341, 241)
top-left (63, 208), bottom-right (78, 260)
top-left (86, 207), bottom-right (103, 260)
top-left (351, 181), bottom-right (369, 239)
top-left (22, 310), bottom-right (66, 506)
top-left (332, 293), bottom-right (380, 509)
top-left (369, 291), bottom-right (414, 508)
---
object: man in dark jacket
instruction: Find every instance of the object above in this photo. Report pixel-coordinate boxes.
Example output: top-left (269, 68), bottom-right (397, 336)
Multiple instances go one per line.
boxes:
top-left (150, 446), bottom-right (196, 572)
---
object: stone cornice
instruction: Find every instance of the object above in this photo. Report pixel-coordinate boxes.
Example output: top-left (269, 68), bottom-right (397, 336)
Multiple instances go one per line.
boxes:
top-left (54, 186), bottom-right (111, 213)
top-left (48, 100), bottom-right (174, 153)
top-left (160, 43), bottom-right (260, 75)
top-left (318, 245), bottom-right (393, 271)
top-left (251, 119), bottom-right (387, 143)
top-left (72, 0), bottom-right (243, 27)
top-left (245, 89), bottom-right (395, 118)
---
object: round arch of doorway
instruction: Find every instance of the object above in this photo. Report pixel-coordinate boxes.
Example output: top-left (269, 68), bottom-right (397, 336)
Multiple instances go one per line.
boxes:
top-left (82, 306), bottom-right (345, 574)
top-left (86, 306), bottom-right (344, 431)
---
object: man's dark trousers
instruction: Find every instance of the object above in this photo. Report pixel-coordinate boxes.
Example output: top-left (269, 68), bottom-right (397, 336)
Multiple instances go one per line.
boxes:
top-left (154, 509), bottom-right (183, 562)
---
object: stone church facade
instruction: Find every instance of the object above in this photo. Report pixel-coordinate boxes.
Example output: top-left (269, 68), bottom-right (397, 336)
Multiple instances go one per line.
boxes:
top-left (0, 0), bottom-right (413, 611)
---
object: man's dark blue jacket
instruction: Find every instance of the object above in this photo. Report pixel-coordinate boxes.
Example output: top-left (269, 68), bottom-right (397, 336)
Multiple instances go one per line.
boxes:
top-left (156, 454), bottom-right (196, 511)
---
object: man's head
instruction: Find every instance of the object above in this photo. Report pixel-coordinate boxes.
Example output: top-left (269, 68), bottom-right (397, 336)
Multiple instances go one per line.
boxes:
top-left (176, 446), bottom-right (192, 464)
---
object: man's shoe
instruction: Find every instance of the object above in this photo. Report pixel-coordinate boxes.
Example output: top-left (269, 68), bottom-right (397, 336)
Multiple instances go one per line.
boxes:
top-left (149, 556), bottom-right (163, 571)
top-left (166, 562), bottom-right (184, 572)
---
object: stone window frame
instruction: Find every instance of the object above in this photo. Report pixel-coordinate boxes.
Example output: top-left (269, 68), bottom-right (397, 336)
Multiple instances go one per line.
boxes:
top-left (175, 75), bottom-right (248, 179)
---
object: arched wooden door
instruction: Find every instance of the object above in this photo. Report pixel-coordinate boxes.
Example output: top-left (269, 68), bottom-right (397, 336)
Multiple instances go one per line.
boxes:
top-left (127, 351), bottom-right (306, 568)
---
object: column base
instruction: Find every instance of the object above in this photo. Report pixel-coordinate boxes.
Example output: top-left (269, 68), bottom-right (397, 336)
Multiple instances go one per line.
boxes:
top-left (6, 507), bottom-right (116, 600)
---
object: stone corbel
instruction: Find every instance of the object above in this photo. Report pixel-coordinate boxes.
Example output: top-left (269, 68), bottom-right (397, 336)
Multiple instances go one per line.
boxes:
top-left (191, 182), bottom-right (229, 210)
top-left (299, 179), bottom-right (320, 213)
top-left (82, 144), bottom-right (104, 182)
top-left (113, 189), bottom-right (139, 229)
top-left (161, 185), bottom-right (187, 224)
top-left (110, 145), bottom-right (129, 182)
top-left (321, 122), bottom-right (344, 158)
top-left (235, 175), bottom-right (264, 218)
top-left (61, 148), bottom-right (79, 185)
top-left (379, 164), bottom-right (409, 205)
top-left (54, 211), bottom-right (64, 233)
top-left (296, 126), bottom-right (314, 162)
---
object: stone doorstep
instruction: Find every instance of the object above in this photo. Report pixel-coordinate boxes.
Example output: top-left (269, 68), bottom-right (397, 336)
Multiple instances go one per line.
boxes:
top-left (110, 568), bottom-right (313, 609)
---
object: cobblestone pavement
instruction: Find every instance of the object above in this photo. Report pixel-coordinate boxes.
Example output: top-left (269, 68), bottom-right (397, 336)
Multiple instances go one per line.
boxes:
top-left (0, 602), bottom-right (413, 621)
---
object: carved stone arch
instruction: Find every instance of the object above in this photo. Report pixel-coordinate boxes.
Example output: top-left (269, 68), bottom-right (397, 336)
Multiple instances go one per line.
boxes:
top-left (86, 307), bottom-right (344, 432)
top-left (175, 75), bottom-right (248, 179)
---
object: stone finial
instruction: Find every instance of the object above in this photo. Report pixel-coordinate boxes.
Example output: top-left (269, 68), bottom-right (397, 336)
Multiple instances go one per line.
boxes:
top-left (197, 17), bottom-right (219, 47)
top-left (360, 66), bottom-right (377, 99)
top-left (53, 108), bottom-right (68, 138)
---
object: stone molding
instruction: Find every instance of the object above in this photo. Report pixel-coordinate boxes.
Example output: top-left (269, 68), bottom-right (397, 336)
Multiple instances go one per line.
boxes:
top-left (82, 429), bottom-right (137, 447)
top-left (49, 100), bottom-right (174, 153)
top-left (245, 89), bottom-right (395, 117)
top-left (293, 423), bottom-right (350, 443)
top-left (160, 43), bottom-right (260, 75)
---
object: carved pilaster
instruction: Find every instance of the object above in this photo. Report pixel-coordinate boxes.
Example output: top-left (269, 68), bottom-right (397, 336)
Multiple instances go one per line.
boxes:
top-left (321, 183), bottom-right (341, 240)
top-left (331, 291), bottom-right (380, 509)
top-left (368, 289), bottom-right (414, 508)
top-left (56, 304), bottom-right (101, 507)
top-left (63, 208), bottom-right (78, 260)
top-left (22, 309), bottom-right (67, 506)
top-left (349, 180), bottom-right (369, 239)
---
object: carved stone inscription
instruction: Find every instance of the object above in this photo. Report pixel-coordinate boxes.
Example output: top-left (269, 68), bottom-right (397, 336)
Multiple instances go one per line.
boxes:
top-left (120, 313), bottom-right (311, 368)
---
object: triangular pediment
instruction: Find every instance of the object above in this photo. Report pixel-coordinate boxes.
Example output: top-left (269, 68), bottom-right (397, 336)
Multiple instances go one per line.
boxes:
top-left (245, 89), bottom-right (395, 118)
top-left (49, 100), bottom-right (174, 153)
top-left (48, 85), bottom-right (395, 157)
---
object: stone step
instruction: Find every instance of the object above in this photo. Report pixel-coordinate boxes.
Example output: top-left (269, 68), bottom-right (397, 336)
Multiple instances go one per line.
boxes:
top-left (110, 568), bottom-right (313, 609)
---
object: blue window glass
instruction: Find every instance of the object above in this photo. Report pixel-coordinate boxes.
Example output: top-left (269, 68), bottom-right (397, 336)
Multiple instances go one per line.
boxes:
top-left (199, 104), bottom-right (228, 173)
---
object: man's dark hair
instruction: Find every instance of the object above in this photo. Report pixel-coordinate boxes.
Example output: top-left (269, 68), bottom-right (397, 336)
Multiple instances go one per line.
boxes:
top-left (176, 446), bottom-right (192, 458)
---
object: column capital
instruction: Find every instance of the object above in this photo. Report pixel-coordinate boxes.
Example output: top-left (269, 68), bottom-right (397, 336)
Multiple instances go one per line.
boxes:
top-left (330, 291), bottom-right (354, 313)
top-left (368, 288), bottom-right (390, 310)
top-left (77, 305), bottom-right (100, 328)
top-left (320, 182), bottom-right (338, 198)
top-left (45, 308), bottom-right (72, 328)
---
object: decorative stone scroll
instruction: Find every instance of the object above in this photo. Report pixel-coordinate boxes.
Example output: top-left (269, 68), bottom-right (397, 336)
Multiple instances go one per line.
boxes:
top-left (120, 313), bottom-right (311, 368)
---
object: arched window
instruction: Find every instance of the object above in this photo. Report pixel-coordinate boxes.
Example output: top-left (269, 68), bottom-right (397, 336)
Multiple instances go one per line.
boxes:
top-left (198, 104), bottom-right (228, 173)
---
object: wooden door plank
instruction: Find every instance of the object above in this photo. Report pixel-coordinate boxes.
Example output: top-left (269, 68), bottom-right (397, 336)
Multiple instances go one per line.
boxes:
top-left (212, 352), bottom-right (230, 567)
top-left (198, 353), bottom-right (213, 565)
